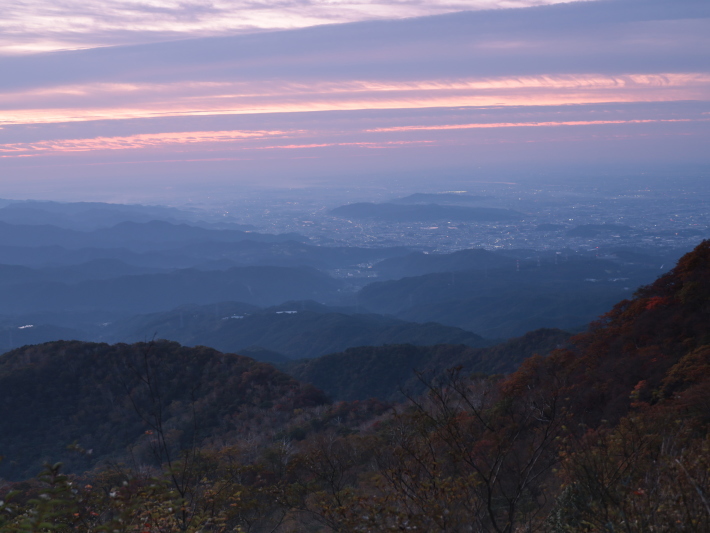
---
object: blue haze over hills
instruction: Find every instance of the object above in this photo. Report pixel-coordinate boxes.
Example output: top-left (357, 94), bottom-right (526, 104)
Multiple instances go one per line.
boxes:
top-left (0, 175), bottom-right (706, 360)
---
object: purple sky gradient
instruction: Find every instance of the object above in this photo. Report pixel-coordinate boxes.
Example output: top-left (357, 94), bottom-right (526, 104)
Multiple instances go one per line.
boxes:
top-left (1, 0), bottom-right (708, 202)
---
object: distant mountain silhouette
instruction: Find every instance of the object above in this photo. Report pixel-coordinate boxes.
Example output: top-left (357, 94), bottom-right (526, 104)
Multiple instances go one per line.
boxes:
top-left (0, 200), bottom-right (195, 230)
top-left (0, 220), bottom-right (304, 251)
top-left (0, 266), bottom-right (344, 314)
top-left (100, 302), bottom-right (488, 359)
top-left (390, 193), bottom-right (493, 205)
top-left (359, 256), bottom-right (663, 337)
top-left (330, 202), bottom-right (523, 221)
top-left (0, 259), bottom-right (163, 285)
top-left (0, 323), bottom-right (88, 353)
top-left (0, 238), bottom-right (409, 271)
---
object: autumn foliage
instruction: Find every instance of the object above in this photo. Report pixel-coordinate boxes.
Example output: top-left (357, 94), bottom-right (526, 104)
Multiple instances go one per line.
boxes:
top-left (3, 241), bottom-right (710, 531)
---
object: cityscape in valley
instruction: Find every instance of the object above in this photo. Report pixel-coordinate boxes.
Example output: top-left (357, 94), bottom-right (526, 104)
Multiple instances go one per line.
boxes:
top-left (1, 0), bottom-right (710, 531)
top-left (223, 175), bottom-right (710, 252)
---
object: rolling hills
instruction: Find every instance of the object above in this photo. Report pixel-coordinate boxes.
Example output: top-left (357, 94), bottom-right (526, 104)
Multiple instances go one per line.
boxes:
top-left (2, 241), bottom-right (710, 532)
top-left (98, 301), bottom-right (489, 359)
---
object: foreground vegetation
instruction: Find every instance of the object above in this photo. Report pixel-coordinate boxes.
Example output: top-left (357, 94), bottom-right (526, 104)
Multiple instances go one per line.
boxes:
top-left (2, 242), bottom-right (710, 531)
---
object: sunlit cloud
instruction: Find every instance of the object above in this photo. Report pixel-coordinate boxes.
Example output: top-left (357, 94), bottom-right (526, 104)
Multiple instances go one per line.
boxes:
top-left (0, 0), bottom-right (589, 55)
top-left (368, 117), bottom-right (709, 132)
top-left (1, 114), bottom-right (704, 159)
top-left (2, 73), bottom-right (707, 126)
top-left (0, 126), bottom-right (441, 156)
top-left (0, 129), bottom-right (294, 154)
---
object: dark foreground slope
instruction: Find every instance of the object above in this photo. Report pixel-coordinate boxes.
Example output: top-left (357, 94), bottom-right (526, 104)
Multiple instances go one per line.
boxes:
top-left (0, 340), bottom-right (328, 480)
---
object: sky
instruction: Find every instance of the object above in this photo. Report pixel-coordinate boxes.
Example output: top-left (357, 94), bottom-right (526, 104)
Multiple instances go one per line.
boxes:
top-left (0, 0), bottom-right (708, 202)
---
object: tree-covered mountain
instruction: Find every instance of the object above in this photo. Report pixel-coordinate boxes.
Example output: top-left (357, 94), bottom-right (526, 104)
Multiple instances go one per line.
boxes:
top-left (99, 301), bottom-right (488, 359)
top-left (282, 328), bottom-right (570, 401)
top-left (0, 340), bottom-right (329, 480)
top-left (359, 255), bottom-right (663, 337)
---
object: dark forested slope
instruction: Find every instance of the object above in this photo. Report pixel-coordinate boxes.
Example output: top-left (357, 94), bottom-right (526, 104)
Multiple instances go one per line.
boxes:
top-left (0, 340), bottom-right (328, 480)
top-left (283, 328), bottom-right (570, 401)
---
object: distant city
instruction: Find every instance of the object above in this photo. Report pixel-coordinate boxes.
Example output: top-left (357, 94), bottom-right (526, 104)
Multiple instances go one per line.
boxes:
top-left (193, 177), bottom-right (709, 278)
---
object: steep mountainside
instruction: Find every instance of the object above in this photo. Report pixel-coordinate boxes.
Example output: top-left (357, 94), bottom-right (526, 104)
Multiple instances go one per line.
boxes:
top-left (530, 238), bottom-right (710, 426)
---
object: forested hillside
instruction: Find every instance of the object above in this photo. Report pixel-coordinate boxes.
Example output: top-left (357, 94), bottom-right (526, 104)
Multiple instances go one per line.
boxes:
top-left (1, 241), bottom-right (710, 531)
top-left (283, 328), bottom-right (569, 401)
top-left (0, 340), bottom-right (329, 480)
top-left (101, 303), bottom-right (488, 360)
top-left (360, 254), bottom-right (662, 337)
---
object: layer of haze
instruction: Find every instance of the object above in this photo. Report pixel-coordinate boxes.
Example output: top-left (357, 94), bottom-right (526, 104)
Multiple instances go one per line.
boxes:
top-left (1, 0), bottom-right (708, 202)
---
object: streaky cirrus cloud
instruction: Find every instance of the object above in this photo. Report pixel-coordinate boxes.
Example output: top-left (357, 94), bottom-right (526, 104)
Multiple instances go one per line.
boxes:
top-left (1, 116), bottom-right (707, 158)
top-left (2, 0), bottom-right (709, 92)
top-left (1, 73), bottom-right (708, 126)
top-left (0, 0), bottom-right (588, 55)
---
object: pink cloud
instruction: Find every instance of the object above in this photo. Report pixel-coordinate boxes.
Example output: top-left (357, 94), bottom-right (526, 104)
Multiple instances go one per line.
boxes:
top-left (2, 73), bottom-right (707, 126)
top-left (368, 117), bottom-right (710, 133)
top-left (0, 129), bottom-right (294, 154)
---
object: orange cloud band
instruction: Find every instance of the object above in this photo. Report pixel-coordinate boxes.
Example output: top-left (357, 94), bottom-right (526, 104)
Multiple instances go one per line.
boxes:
top-left (368, 118), bottom-right (709, 132)
top-left (0, 115), bottom-right (705, 158)
top-left (1, 73), bottom-right (707, 126)
top-left (0, 129), bottom-right (293, 154)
